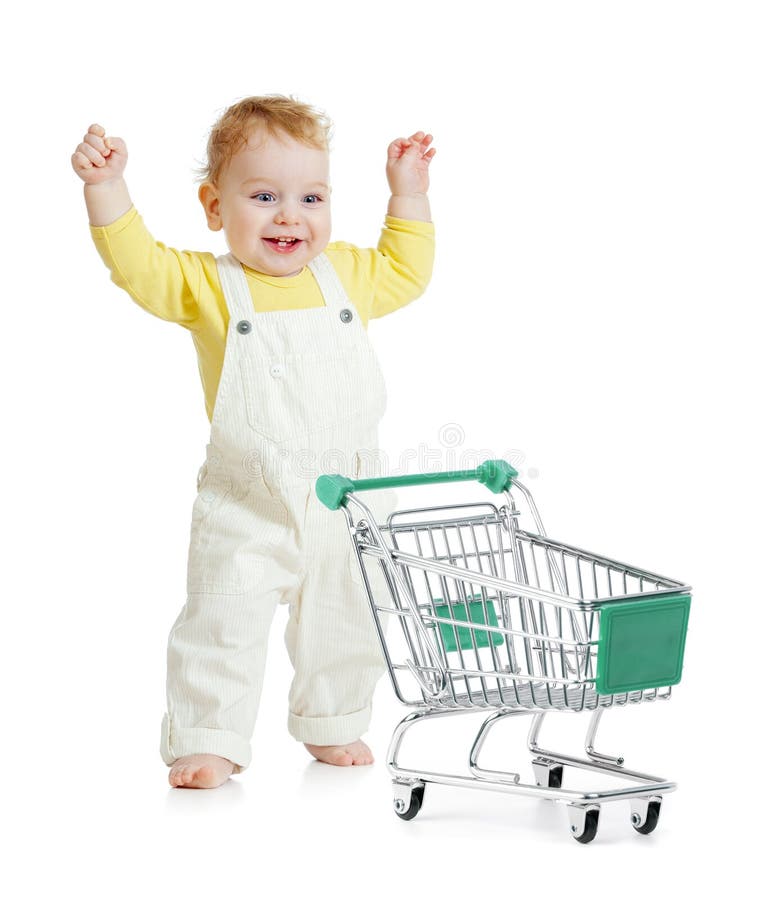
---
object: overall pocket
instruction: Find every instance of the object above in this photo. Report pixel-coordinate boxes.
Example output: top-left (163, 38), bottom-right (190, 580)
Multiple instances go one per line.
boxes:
top-left (239, 346), bottom-right (387, 443)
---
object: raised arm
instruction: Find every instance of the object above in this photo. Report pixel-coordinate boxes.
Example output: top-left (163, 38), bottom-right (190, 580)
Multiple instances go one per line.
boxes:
top-left (72, 123), bottom-right (202, 328)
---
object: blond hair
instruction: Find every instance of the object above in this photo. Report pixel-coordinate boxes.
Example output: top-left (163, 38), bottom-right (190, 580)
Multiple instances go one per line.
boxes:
top-left (196, 95), bottom-right (332, 186)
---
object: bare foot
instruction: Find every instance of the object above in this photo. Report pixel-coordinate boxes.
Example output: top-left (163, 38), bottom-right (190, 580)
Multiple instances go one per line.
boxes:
top-left (169, 754), bottom-right (238, 788)
top-left (304, 739), bottom-right (374, 766)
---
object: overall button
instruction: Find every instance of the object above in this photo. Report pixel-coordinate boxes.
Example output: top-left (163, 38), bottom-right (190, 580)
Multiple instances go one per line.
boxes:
top-left (237, 320), bottom-right (252, 334)
top-left (339, 308), bottom-right (353, 323)
top-left (270, 363), bottom-right (285, 378)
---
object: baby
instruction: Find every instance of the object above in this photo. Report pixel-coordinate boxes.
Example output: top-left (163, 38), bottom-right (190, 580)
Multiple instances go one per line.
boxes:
top-left (72, 96), bottom-right (435, 788)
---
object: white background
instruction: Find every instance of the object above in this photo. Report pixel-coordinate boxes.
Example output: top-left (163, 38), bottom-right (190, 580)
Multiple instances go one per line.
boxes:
top-left (2, 0), bottom-right (778, 894)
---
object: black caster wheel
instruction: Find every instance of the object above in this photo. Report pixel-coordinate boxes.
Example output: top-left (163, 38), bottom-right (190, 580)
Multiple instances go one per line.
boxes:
top-left (632, 800), bottom-right (661, 835)
top-left (547, 765), bottom-right (564, 789)
top-left (569, 806), bottom-right (600, 844)
top-left (394, 783), bottom-right (425, 821)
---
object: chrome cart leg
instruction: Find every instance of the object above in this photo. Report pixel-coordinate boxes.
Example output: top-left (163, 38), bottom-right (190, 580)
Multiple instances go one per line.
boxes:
top-left (527, 712), bottom-right (565, 789)
top-left (468, 710), bottom-right (566, 790)
top-left (388, 709), bottom-right (443, 822)
top-left (585, 708), bottom-right (624, 766)
top-left (527, 709), bottom-right (649, 782)
top-left (468, 709), bottom-right (536, 784)
top-left (386, 707), bottom-right (458, 774)
top-left (387, 707), bottom-right (470, 822)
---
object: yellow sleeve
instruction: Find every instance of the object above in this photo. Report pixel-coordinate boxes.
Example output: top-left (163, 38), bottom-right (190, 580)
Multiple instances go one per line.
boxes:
top-left (326, 216), bottom-right (435, 323)
top-left (371, 215), bottom-right (435, 318)
top-left (90, 206), bottom-right (207, 330)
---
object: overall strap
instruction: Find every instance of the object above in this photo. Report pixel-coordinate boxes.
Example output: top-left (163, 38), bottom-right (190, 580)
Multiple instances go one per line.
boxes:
top-left (215, 254), bottom-right (256, 321)
top-left (307, 253), bottom-right (354, 310)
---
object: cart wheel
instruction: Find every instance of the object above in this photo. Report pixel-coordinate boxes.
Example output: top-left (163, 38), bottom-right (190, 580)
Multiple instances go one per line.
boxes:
top-left (532, 759), bottom-right (564, 789)
top-left (632, 799), bottom-right (661, 835)
top-left (394, 783), bottom-right (425, 821)
top-left (547, 765), bottom-right (564, 789)
top-left (568, 805), bottom-right (600, 844)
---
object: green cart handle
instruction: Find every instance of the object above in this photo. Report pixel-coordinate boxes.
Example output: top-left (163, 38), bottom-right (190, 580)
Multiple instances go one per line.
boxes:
top-left (316, 459), bottom-right (518, 510)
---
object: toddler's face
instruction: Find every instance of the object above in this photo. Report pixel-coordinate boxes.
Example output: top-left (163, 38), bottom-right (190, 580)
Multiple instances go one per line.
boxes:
top-left (199, 127), bottom-right (331, 277)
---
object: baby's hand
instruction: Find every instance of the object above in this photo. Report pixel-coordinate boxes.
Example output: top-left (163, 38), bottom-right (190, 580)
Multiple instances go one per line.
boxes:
top-left (71, 124), bottom-right (128, 185)
top-left (386, 131), bottom-right (435, 197)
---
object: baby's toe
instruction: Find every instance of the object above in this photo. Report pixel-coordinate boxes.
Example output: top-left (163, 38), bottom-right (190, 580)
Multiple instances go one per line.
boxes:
top-left (352, 749), bottom-right (374, 766)
top-left (332, 750), bottom-right (354, 766)
top-left (171, 765), bottom-right (193, 786)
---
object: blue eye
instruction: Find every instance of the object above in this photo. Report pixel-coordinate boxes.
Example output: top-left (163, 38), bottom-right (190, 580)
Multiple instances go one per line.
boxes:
top-left (253, 192), bottom-right (274, 202)
top-left (303, 195), bottom-right (322, 204)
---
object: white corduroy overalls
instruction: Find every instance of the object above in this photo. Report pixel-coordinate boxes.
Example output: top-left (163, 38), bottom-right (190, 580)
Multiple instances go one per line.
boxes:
top-left (160, 252), bottom-right (393, 771)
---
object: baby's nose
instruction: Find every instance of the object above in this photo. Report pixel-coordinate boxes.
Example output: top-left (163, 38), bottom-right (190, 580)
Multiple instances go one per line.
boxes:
top-left (274, 203), bottom-right (300, 225)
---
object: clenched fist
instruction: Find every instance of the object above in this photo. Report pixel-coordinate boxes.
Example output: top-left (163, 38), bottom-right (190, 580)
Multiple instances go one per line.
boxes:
top-left (71, 124), bottom-right (128, 185)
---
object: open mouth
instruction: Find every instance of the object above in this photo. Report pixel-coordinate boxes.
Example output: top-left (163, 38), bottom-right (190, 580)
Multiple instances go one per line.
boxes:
top-left (263, 237), bottom-right (301, 254)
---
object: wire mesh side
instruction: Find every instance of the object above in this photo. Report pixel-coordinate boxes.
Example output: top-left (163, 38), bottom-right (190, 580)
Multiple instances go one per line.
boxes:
top-left (354, 509), bottom-right (680, 711)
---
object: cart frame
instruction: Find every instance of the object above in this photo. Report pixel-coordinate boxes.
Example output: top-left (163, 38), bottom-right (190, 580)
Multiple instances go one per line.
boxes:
top-left (316, 460), bottom-right (691, 842)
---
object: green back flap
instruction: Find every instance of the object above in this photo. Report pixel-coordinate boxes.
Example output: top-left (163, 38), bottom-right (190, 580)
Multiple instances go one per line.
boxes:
top-left (596, 593), bottom-right (691, 694)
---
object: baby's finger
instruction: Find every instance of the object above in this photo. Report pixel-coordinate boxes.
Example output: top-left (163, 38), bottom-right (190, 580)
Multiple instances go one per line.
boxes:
top-left (104, 135), bottom-right (127, 156)
top-left (71, 150), bottom-right (93, 172)
top-left (387, 137), bottom-right (410, 158)
top-left (84, 131), bottom-right (111, 157)
top-left (76, 140), bottom-right (107, 168)
top-left (87, 123), bottom-right (106, 139)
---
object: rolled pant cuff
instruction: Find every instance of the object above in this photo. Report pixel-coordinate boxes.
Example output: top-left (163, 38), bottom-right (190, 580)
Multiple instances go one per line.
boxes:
top-left (288, 706), bottom-right (371, 745)
top-left (160, 714), bottom-right (251, 772)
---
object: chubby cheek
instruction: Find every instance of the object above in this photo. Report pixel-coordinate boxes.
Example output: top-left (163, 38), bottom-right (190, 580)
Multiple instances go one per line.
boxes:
top-left (242, 209), bottom-right (267, 234)
top-left (313, 231), bottom-right (331, 254)
top-left (313, 218), bottom-right (332, 252)
top-left (228, 213), bottom-right (263, 247)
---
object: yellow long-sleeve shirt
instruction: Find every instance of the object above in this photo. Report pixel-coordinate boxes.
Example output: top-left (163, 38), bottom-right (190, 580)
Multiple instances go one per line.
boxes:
top-left (90, 207), bottom-right (435, 421)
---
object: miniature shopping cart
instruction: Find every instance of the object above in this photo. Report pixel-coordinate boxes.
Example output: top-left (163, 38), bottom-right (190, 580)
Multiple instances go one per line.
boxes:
top-left (316, 460), bottom-right (691, 843)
